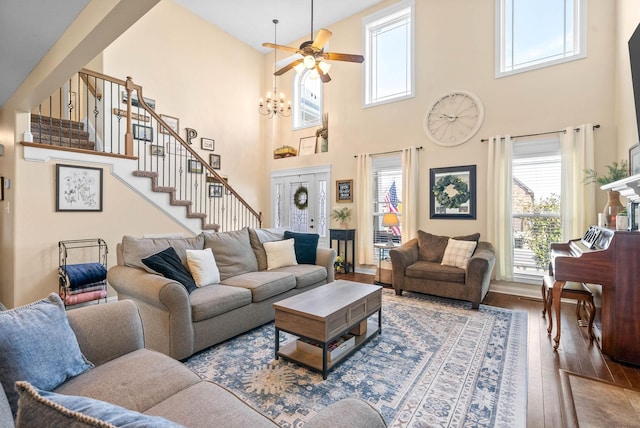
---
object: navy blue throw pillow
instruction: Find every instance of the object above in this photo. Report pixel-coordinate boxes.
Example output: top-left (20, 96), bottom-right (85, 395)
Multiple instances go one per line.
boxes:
top-left (141, 247), bottom-right (197, 293)
top-left (283, 231), bottom-right (319, 265)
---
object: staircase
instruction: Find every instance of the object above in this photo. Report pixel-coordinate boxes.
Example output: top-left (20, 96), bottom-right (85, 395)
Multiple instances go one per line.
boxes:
top-left (30, 115), bottom-right (95, 150)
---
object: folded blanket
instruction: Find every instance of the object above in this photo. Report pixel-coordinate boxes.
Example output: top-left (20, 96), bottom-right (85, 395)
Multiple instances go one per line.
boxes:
top-left (63, 280), bottom-right (106, 295)
top-left (60, 263), bottom-right (107, 290)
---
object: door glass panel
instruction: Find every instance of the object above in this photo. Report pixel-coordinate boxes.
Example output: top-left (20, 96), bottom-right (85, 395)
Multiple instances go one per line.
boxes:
top-left (317, 179), bottom-right (327, 238)
top-left (289, 181), bottom-right (310, 232)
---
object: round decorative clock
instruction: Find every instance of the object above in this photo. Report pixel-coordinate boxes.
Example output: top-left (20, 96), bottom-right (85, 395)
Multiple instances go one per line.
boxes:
top-left (423, 91), bottom-right (484, 146)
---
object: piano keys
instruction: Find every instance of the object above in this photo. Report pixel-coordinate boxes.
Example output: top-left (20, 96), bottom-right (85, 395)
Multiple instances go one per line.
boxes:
top-left (549, 226), bottom-right (640, 365)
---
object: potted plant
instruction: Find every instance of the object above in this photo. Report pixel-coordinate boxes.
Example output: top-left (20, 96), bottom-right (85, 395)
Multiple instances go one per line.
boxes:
top-left (334, 255), bottom-right (345, 273)
top-left (331, 207), bottom-right (352, 228)
top-left (616, 208), bottom-right (629, 230)
top-left (583, 160), bottom-right (629, 227)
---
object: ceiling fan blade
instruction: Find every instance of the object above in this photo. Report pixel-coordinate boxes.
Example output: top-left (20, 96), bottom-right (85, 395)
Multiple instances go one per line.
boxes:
top-left (324, 52), bottom-right (365, 63)
top-left (312, 29), bottom-right (332, 50)
top-left (316, 65), bottom-right (332, 83)
top-left (275, 59), bottom-right (303, 76)
top-left (262, 42), bottom-right (300, 54)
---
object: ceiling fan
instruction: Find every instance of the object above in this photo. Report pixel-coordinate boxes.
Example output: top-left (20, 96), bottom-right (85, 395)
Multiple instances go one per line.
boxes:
top-left (262, 0), bottom-right (365, 83)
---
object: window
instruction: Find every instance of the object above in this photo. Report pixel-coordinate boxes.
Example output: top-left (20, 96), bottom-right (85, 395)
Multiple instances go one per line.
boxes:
top-left (372, 155), bottom-right (402, 262)
top-left (496, 0), bottom-right (586, 77)
top-left (512, 138), bottom-right (561, 281)
top-left (363, 0), bottom-right (414, 107)
top-left (293, 68), bottom-right (322, 129)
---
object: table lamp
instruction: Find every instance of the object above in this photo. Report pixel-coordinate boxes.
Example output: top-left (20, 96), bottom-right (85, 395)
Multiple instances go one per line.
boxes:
top-left (381, 213), bottom-right (399, 245)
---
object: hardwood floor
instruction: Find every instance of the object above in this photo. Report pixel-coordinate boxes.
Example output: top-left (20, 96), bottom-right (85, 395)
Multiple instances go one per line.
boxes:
top-left (336, 272), bottom-right (640, 427)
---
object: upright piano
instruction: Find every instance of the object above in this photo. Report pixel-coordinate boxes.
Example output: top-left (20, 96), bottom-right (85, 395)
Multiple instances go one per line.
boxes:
top-left (550, 226), bottom-right (640, 365)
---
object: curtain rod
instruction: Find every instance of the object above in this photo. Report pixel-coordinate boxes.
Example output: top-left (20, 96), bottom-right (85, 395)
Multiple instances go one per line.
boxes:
top-left (480, 124), bottom-right (600, 143)
top-left (353, 146), bottom-right (423, 158)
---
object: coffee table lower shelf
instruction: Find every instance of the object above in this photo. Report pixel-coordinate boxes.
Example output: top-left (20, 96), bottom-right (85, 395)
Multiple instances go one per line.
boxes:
top-left (276, 318), bottom-right (380, 379)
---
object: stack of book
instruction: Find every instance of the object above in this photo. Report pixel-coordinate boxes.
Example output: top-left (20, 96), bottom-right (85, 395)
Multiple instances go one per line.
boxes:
top-left (296, 334), bottom-right (355, 361)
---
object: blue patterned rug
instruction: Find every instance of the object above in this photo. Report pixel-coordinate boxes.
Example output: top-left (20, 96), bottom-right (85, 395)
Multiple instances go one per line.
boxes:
top-left (185, 290), bottom-right (528, 427)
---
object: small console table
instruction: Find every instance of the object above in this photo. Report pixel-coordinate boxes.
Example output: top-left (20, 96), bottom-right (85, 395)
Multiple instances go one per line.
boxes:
top-left (329, 229), bottom-right (355, 273)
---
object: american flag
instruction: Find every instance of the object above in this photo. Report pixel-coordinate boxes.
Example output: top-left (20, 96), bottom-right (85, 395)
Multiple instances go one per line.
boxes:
top-left (384, 181), bottom-right (401, 236)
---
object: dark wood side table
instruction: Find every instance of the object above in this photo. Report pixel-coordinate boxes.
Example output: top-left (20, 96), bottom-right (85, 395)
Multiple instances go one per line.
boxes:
top-left (329, 229), bottom-right (356, 273)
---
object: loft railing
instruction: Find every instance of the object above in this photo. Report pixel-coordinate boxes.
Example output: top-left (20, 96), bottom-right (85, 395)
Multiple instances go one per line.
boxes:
top-left (29, 69), bottom-right (262, 232)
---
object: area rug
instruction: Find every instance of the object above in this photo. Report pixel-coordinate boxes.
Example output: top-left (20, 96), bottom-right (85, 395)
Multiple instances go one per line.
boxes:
top-left (185, 290), bottom-right (528, 427)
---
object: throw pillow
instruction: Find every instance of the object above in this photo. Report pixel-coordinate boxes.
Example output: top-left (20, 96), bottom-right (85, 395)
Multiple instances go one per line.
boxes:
top-left (248, 227), bottom-right (288, 271)
top-left (0, 294), bottom-right (94, 416)
top-left (15, 381), bottom-right (184, 428)
top-left (121, 234), bottom-right (204, 273)
top-left (141, 247), bottom-right (197, 293)
top-left (417, 230), bottom-right (480, 262)
top-left (283, 231), bottom-right (319, 264)
top-left (202, 228), bottom-right (258, 280)
top-left (186, 249), bottom-right (220, 287)
top-left (441, 238), bottom-right (478, 269)
top-left (263, 239), bottom-right (298, 270)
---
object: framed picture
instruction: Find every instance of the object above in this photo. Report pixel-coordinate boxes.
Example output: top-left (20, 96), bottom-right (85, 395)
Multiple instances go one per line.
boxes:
top-left (121, 91), bottom-right (155, 110)
top-left (133, 124), bottom-right (153, 142)
top-left (55, 164), bottom-right (103, 212)
top-left (149, 144), bottom-right (165, 156)
top-left (630, 144), bottom-right (640, 175)
top-left (166, 141), bottom-right (187, 156)
top-left (336, 179), bottom-right (353, 203)
top-left (430, 164), bottom-right (477, 219)
top-left (201, 138), bottom-right (215, 151)
top-left (209, 154), bottom-right (221, 170)
top-left (187, 159), bottom-right (203, 174)
top-left (159, 114), bottom-right (179, 135)
top-left (209, 184), bottom-right (223, 198)
top-left (299, 136), bottom-right (317, 156)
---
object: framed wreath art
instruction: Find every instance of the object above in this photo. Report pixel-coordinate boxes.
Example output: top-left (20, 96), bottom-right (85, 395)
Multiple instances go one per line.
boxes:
top-left (293, 185), bottom-right (309, 210)
top-left (430, 165), bottom-right (476, 219)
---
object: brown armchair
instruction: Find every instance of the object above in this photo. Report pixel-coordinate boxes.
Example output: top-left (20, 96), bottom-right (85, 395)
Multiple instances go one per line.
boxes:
top-left (389, 231), bottom-right (495, 309)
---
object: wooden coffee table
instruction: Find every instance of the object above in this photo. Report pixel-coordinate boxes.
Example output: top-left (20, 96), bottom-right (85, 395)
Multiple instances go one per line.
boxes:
top-left (273, 280), bottom-right (382, 379)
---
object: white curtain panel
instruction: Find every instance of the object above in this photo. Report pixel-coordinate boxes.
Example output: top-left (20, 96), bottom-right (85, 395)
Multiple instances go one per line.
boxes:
top-left (356, 153), bottom-right (374, 265)
top-left (401, 147), bottom-right (419, 242)
top-left (487, 135), bottom-right (514, 281)
top-left (560, 124), bottom-right (596, 241)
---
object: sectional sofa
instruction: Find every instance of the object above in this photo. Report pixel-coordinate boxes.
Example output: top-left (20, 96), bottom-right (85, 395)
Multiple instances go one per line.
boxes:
top-left (107, 227), bottom-right (336, 360)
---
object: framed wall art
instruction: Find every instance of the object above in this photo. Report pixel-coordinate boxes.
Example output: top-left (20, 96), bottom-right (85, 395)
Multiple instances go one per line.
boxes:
top-left (430, 164), bottom-right (476, 219)
top-left (630, 144), bottom-right (640, 175)
top-left (187, 159), bottom-right (203, 174)
top-left (209, 154), bottom-right (221, 170)
top-left (149, 144), bottom-right (165, 156)
top-left (159, 114), bottom-right (179, 135)
top-left (56, 164), bottom-right (103, 212)
top-left (133, 124), bottom-right (153, 142)
top-left (336, 179), bottom-right (353, 203)
top-left (209, 184), bottom-right (223, 198)
top-left (298, 136), bottom-right (317, 156)
top-left (201, 138), bottom-right (215, 151)
top-left (121, 91), bottom-right (155, 110)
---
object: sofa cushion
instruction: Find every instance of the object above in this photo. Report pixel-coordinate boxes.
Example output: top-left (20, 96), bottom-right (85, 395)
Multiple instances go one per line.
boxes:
top-left (189, 285), bottom-right (253, 322)
top-left (15, 381), bottom-right (184, 428)
top-left (221, 272), bottom-right (296, 302)
top-left (441, 238), bottom-right (478, 269)
top-left (417, 230), bottom-right (480, 263)
top-left (273, 264), bottom-right (328, 289)
top-left (186, 249), bottom-right (220, 286)
top-left (203, 228), bottom-right (258, 280)
top-left (405, 261), bottom-right (466, 283)
top-left (0, 293), bottom-right (94, 416)
top-left (54, 349), bottom-right (200, 413)
top-left (248, 228), bottom-right (288, 271)
top-left (142, 247), bottom-right (197, 294)
top-left (263, 239), bottom-right (298, 270)
top-left (121, 235), bottom-right (204, 273)
top-left (283, 231), bottom-right (319, 264)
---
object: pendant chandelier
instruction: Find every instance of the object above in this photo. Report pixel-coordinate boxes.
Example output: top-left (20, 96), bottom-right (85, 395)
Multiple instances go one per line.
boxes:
top-left (259, 19), bottom-right (291, 118)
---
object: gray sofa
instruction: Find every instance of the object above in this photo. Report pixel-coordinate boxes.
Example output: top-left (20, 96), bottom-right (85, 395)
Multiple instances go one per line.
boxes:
top-left (389, 231), bottom-right (495, 309)
top-left (108, 228), bottom-right (336, 360)
top-left (0, 297), bottom-right (386, 427)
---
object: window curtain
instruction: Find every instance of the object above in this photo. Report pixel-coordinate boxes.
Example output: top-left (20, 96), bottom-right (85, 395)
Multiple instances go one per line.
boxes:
top-left (401, 147), bottom-right (419, 242)
top-left (487, 135), bottom-right (513, 281)
top-left (356, 153), bottom-right (374, 265)
top-left (560, 124), bottom-right (596, 241)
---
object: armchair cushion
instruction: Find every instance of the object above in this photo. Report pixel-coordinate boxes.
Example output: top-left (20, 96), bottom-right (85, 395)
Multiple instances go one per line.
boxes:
top-left (142, 247), bottom-right (197, 294)
top-left (417, 230), bottom-right (480, 262)
top-left (0, 294), bottom-right (94, 416)
top-left (441, 238), bottom-right (478, 269)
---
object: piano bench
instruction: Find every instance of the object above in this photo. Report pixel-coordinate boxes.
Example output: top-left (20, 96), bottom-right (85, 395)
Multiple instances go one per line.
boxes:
top-left (541, 275), bottom-right (595, 346)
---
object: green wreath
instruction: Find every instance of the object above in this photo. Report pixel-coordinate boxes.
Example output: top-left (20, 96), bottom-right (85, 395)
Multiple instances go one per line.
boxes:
top-left (293, 186), bottom-right (309, 210)
top-left (432, 175), bottom-right (470, 209)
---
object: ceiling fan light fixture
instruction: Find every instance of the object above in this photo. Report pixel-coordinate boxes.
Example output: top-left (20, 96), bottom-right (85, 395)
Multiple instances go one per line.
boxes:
top-left (318, 61), bottom-right (331, 74)
top-left (303, 55), bottom-right (316, 69)
top-left (294, 62), bottom-right (306, 73)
